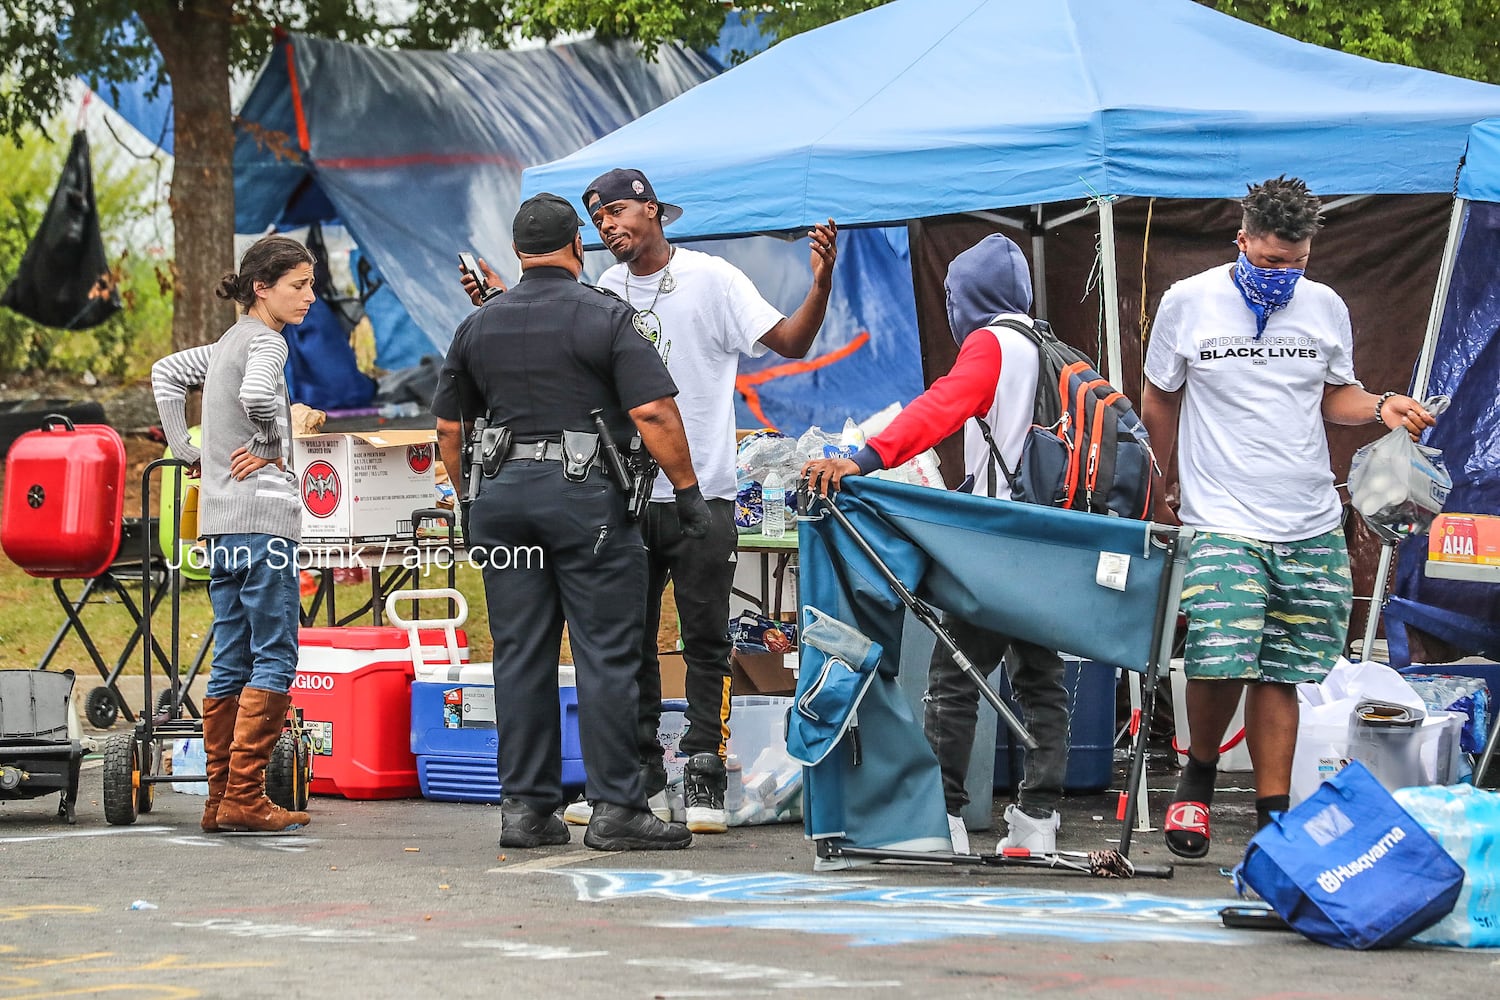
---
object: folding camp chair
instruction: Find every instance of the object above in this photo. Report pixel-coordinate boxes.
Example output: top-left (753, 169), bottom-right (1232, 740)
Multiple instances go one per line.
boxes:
top-left (789, 476), bottom-right (1191, 878)
top-left (33, 518), bottom-right (184, 729)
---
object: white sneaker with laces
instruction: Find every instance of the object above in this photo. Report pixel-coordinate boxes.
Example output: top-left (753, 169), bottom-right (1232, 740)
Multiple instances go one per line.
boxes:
top-left (563, 792), bottom-right (671, 827)
top-left (946, 812), bottom-right (970, 854)
top-left (996, 804), bottom-right (1059, 855)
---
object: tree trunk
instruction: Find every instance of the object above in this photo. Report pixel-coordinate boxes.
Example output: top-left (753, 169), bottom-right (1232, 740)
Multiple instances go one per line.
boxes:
top-left (140, 1), bottom-right (237, 351)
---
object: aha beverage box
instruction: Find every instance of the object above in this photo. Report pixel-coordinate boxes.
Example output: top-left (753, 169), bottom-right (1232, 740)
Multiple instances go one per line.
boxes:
top-left (1428, 513), bottom-right (1500, 565)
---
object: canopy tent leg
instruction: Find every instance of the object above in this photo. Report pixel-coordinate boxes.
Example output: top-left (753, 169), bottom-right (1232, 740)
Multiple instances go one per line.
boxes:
top-left (1098, 198), bottom-right (1124, 386)
top-left (1412, 198), bottom-right (1468, 400)
top-left (1031, 203), bottom-right (1048, 320)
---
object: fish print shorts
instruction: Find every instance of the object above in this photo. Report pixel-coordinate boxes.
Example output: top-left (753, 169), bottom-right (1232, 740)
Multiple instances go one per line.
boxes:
top-left (1180, 528), bottom-right (1352, 683)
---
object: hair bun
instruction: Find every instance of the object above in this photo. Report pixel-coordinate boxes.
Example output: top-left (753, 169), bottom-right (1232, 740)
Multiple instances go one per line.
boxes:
top-left (215, 272), bottom-right (241, 302)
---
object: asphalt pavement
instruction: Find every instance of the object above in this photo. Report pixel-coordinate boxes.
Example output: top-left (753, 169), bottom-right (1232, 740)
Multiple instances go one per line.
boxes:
top-left (0, 684), bottom-right (1492, 1000)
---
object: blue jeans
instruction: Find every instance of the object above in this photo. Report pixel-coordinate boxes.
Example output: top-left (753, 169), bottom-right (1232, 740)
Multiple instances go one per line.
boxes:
top-left (206, 533), bottom-right (300, 698)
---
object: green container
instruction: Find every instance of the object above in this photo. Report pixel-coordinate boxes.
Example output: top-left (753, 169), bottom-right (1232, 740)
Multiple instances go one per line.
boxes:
top-left (159, 426), bottom-right (210, 582)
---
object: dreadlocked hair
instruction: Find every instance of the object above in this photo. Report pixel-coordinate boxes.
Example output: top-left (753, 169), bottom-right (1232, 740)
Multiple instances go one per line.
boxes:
top-left (1241, 175), bottom-right (1323, 242)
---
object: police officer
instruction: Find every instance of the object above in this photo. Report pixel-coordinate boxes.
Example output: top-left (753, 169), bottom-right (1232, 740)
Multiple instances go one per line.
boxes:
top-left (433, 193), bottom-right (710, 852)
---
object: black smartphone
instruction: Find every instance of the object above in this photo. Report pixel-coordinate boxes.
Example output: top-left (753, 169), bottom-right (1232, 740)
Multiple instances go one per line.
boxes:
top-left (457, 251), bottom-right (484, 284)
top-left (1219, 905), bottom-right (1290, 931)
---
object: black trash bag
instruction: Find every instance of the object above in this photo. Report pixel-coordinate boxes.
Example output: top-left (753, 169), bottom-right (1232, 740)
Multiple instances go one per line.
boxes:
top-left (1, 132), bottom-right (121, 330)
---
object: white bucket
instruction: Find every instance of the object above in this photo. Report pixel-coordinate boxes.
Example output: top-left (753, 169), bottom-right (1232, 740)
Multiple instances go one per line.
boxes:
top-left (1169, 658), bottom-right (1254, 773)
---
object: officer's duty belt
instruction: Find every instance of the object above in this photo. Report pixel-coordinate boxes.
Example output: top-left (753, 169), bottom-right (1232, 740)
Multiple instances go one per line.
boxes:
top-left (508, 439), bottom-right (596, 466)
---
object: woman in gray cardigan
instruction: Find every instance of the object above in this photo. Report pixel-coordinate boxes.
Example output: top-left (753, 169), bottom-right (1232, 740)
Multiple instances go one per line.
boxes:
top-left (152, 235), bottom-right (315, 833)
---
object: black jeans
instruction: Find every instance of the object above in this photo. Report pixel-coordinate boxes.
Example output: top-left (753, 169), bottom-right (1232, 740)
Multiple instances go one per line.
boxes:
top-left (924, 614), bottom-right (1069, 817)
top-left (470, 461), bottom-right (648, 814)
top-left (634, 498), bottom-right (738, 780)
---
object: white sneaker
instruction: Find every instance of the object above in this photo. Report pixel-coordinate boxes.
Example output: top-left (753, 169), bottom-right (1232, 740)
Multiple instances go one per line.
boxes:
top-left (996, 804), bottom-right (1059, 855)
top-left (947, 812), bottom-right (970, 854)
top-left (564, 794), bottom-right (672, 826)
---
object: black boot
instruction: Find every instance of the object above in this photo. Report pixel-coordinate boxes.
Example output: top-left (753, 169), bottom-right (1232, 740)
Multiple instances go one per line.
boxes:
top-left (499, 797), bottom-right (569, 848)
top-left (584, 802), bottom-right (692, 851)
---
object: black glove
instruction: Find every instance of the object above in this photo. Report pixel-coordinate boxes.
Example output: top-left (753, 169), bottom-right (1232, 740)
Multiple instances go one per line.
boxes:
top-left (674, 484), bottom-right (711, 540)
top-left (459, 498), bottom-right (473, 549)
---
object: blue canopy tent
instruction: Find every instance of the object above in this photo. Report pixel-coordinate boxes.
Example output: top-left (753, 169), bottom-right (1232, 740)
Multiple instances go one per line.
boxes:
top-left (523, 0), bottom-right (1500, 389)
top-left (1383, 120), bottom-right (1500, 665)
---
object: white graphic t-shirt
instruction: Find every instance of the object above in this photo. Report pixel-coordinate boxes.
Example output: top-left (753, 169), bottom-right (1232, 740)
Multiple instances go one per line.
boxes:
top-left (1144, 264), bottom-right (1360, 542)
top-left (597, 248), bottom-right (783, 501)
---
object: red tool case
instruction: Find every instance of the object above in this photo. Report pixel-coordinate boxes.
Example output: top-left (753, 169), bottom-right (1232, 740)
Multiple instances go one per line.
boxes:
top-left (2, 415), bottom-right (126, 578)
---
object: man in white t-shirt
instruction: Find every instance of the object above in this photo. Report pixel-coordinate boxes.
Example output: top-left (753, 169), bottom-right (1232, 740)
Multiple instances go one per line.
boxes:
top-left (1142, 176), bottom-right (1435, 859)
top-left (573, 169), bottom-right (837, 834)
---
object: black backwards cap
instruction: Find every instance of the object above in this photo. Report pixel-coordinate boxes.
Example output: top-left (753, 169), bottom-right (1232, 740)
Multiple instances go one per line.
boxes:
top-left (581, 168), bottom-right (683, 225)
top-left (513, 193), bottom-right (584, 254)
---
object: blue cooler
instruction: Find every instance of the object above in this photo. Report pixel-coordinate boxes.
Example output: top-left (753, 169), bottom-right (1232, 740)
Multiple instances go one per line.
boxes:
top-left (411, 663), bottom-right (583, 802)
top-left (994, 656), bottom-right (1116, 793)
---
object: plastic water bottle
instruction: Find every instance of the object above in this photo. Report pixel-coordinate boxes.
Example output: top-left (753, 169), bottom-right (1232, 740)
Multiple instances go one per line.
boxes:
top-left (378, 401), bottom-right (422, 419)
top-left (1395, 784), bottom-right (1500, 947)
top-left (725, 754), bottom-right (744, 813)
top-left (761, 473), bottom-right (785, 538)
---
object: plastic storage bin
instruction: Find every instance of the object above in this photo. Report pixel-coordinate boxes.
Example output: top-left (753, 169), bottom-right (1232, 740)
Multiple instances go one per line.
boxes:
top-left (994, 656), bottom-right (1115, 793)
top-left (294, 626), bottom-right (467, 799)
top-left (727, 695), bottom-right (793, 763)
top-left (411, 663), bottom-right (582, 803)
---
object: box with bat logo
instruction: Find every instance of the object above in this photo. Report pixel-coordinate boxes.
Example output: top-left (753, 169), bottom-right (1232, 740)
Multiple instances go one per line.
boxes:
top-left (293, 430), bottom-right (438, 543)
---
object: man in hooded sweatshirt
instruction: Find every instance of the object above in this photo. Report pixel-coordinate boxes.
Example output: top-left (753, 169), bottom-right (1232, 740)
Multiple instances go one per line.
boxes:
top-left (802, 233), bottom-right (1068, 855)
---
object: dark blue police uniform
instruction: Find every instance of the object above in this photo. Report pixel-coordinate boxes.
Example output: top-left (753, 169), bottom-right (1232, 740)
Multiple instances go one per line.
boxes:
top-left (432, 266), bottom-right (677, 817)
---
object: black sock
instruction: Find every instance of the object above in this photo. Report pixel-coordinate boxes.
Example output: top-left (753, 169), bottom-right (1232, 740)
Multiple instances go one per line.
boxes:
top-left (1256, 795), bottom-right (1290, 830)
top-left (1173, 752), bottom-right (1219, 806)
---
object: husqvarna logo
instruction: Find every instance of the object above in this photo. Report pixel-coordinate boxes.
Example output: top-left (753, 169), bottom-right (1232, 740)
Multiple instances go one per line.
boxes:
top-left (407, 444), bottom-right (433, 475)
top-left (293, 673), bottom-right (335, 691)
top-left (302, 461), bottom-right (341, 518)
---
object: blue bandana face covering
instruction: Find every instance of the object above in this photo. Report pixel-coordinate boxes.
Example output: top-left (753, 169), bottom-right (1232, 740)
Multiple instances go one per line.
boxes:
top-left (1232, 252), bottom-right (1303, 338)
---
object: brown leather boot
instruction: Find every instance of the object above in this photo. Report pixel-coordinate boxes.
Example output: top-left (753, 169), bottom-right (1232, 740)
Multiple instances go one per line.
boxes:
top-left (199, 694), bottom-right (239, 833)
top-left (217, 687), bottom-right (310, 832)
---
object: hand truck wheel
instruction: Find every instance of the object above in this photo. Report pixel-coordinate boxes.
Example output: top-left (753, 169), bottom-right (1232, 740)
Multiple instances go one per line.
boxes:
top-left (137, 741), bottom-right (158, 814)
top-left (267, 730), bottom-right (311, 811)
top-left (85, 686), bottom-right (119, 729)
top-left (102, 733), bottom-right (140, 825)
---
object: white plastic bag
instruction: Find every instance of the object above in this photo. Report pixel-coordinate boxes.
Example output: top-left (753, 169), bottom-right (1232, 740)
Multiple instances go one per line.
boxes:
top-left (1348, 396), bottom-right (1451, 542)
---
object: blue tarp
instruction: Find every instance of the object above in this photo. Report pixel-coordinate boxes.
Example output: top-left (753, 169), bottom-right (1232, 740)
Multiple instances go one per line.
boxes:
top-left (524, 0), bottom-right (1500, 240)
top-left (226, 33), bottom-right (920, 434)
top-left (1391, 121), bottom-right (1500, 651)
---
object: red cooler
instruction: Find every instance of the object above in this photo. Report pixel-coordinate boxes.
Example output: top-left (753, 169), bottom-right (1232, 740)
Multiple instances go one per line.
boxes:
top-left (2, 417), bottom-right (124, 578)
top-left (294, 626), bottom-right (468, 799)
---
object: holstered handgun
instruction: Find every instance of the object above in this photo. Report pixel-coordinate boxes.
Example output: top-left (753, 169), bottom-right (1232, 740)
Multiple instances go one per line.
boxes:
top-left (624, 434), bottom-right (659, 522)
top-left (466, 416), bottom-right (488, 505)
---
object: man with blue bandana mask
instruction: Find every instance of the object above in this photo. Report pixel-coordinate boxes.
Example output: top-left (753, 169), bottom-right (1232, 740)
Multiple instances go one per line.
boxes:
top-left (1141, 176), bottom-right (1436, 861)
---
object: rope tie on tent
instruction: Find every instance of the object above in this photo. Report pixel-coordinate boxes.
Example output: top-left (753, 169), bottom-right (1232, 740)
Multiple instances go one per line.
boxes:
top-left (1138, 197), bottom-right (1155, 403)
top-left (734, 331), bottom-right (870, 431)
top-left (1081, 184), bottom-right (1116, 364)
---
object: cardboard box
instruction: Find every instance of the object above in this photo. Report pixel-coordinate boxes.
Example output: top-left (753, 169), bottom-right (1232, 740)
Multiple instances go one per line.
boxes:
top-left (658, 651), bottom-right (688, 700)
top-left (731, 649), bottom-right (798, 696)
top-left (293, 430), bottom-right (437, 543)
top-left (1429, 513), bottom-right (1500, 565)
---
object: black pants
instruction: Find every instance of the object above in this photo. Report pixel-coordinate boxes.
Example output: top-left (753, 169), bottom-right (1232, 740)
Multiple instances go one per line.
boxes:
top-left (470, 460), bottom-right (647, 813)
top-left (634, 498), bottom-right (738, 778)
top-left (924, 615), bottom-right (1069, 816)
